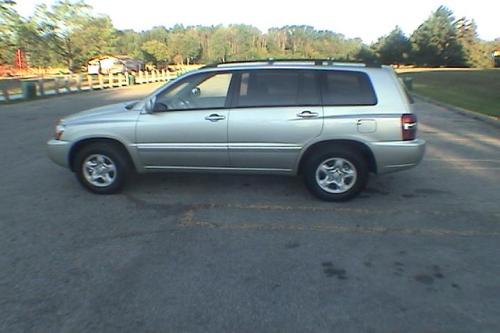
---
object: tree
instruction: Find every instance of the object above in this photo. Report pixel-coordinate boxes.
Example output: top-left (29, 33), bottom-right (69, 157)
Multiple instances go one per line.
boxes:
top-left (16, 19), bottom-right (58, 68)
top-left (141, 40), bottom-right (169, 67)
top-left (227, 24), bottom-right (266, 60)
top-left (265, 27), bottom-right (363, 61)
top-left (354, 46), bottom-right (378, 63)
top-left (142, 26), bottom-right (169, 44)
top-left (456, 18), bottom-right (493, 68)
top-left (168, 28), bottom-right (200, 65)
top-left (194, 25), bottom-right (216, 63)
top-left (265, 28), bottom-right (285, 57)
top-left (283, 25), bottom-right (316, 56)
top-left (373, 26), bottom-right (411, 66)
top-left (410, 6), bottom-right (466, 67)
top-left (32, 0), bottom-right (93, 71)
top-left (115, 29), bottom-right (142, 59)
top-left (7, 1), bottom-right (499, 71)
top-left (72, 15), bottom-right (117, 63)
top-left (0, 0), bottom-right (19, 64)
top-left (208, 26), bottom-right (231, 62)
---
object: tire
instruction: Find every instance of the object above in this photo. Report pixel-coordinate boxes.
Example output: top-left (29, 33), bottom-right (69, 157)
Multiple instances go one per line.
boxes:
top-left (74, 143), bottom-right (129, 194)
top-left (303, 146), bottom-right (369, 201)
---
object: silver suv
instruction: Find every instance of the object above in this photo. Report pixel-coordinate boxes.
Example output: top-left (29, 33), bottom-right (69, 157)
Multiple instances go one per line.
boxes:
top-left (47, 60), bottom-right (425, 201)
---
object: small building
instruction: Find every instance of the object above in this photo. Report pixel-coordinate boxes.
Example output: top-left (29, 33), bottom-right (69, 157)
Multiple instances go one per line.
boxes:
top-left (87, 56), bottom-right (144, 74)
top-left (494, 50), bottom-right (500, 68)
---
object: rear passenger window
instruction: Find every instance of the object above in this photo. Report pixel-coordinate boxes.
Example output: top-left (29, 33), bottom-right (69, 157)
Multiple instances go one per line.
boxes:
top-left (322, 71), bottom-right (377, 106)
top-left (236, 70), bottom-right (320, 107)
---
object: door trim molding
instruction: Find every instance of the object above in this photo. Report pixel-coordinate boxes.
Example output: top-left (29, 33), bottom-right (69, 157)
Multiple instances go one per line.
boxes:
top-left (144, 165), bottom-right (293, 173)
top-left (133, 143), bottom-right (302, 152)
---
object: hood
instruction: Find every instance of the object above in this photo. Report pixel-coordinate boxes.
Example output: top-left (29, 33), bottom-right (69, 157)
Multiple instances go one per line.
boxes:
top-left (63, 100), bottom-right (140, 125)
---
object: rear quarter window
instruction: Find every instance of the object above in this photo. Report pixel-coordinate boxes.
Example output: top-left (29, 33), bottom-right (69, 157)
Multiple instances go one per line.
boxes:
top-left (322, 71), bottom-right (377, 106)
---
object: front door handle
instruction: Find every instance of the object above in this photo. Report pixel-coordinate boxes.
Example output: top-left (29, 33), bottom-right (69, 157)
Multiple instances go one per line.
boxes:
top-left (297, 110), bottom-right (319, 118)
top-left (205, 113), bottom-right (226, 122)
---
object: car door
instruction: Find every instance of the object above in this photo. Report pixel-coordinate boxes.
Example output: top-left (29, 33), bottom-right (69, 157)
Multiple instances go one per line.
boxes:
top-left (135, 71), bottom-right (234, 169)
top-left (228, 69), bottom-right (323, 170)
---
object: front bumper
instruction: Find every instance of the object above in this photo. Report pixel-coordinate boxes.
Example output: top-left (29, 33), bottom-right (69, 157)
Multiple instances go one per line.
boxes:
top-left (47, 139), bottom-right (71, 168)
top-left (370, 138), bottom-right (426, 174)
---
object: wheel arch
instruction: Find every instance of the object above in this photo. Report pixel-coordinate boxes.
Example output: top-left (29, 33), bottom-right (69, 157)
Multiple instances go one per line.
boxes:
top-left (297, 139), bottom-right (377, 175)
top-left (69, 137), bottom-right (137, 172)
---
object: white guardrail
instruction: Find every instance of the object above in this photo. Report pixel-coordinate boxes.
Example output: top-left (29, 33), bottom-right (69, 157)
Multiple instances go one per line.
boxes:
top-left (0, 70), bottom-right (179, 103)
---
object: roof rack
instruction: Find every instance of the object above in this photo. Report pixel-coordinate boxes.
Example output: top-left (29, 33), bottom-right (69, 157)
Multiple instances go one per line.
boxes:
top-left (201, 58), bottom-right (381, 69)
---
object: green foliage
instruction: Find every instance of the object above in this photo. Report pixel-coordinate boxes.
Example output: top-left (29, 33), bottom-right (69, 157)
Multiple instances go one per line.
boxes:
top-left (265, 26), bottom-right (363, 61)
top-left (208, 26), bottom-right (231, 62)
top-left (0, 0), bottom-right (19, 64)
top-left (25, 1), bottom-right (117, 70)
top-left (168, 28), bottom-right (200, 64)
top-left (0, 1), bottom-right (498, 70)
top-left (410, 6), bottom-right (466, 67)
top-left (226, 24), bottom-right (265, 60)
top-left (373, 26), bottom-right (411, 65)
top-left (31, 0), bottom-right (93, 70)
top-left (141, 40), bottom-right (169, 66)
top-left (354, 46), bottom-right (378, 64)
top-left (0, 0), bottom-right (17, 26)
top-left (16, 19), bottom-right (57, 67)
top-left (73, 16), bottom-right (117, 61)
top-left (0, 0), bottom-right (17, 28)
top-left (456, 18), bottom-right (494, 68)
top-left (114, 29), bottom-right (142, 59)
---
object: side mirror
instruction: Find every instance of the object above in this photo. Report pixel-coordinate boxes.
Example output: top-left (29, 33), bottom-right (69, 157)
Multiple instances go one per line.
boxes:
top-left (145, 98), bottom-right (156, 114)
top-left (191, 87), bottom-right (201, 97)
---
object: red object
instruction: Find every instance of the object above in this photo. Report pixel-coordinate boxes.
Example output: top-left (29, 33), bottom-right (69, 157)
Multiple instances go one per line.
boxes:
top-left (15, 49), bottom-right (28, 70)
top-left (401, 114), bottom-right (417, 141)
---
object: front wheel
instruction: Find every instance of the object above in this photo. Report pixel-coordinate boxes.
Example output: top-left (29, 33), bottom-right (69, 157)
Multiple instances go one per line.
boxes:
top-left (74, 143), bottom-right (129, 194)
top-left (303, 147), bottom-right (369, 201)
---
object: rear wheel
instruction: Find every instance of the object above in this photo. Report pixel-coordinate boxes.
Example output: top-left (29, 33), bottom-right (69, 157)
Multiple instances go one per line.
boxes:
top-left (303, 146), bottom-right (369, 201)
top-left (74, 143), bottom-right (129, 194)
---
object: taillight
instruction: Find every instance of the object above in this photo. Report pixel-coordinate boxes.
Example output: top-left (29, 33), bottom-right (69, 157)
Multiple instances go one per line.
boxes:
top-left (401, 114), bottom-right (417, 141)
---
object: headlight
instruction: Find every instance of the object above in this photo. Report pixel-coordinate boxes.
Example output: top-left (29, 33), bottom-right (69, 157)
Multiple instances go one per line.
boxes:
top-left (55, 121), bottom-right (65, 140)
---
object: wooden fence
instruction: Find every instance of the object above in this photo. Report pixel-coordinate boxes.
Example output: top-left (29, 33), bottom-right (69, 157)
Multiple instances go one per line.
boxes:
top-left (0, 69), bottom-right (177, 102)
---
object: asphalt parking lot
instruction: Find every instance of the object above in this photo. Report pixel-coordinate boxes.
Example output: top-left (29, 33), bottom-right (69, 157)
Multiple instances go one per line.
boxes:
top-left (1, 84), bottom-right (499, 333)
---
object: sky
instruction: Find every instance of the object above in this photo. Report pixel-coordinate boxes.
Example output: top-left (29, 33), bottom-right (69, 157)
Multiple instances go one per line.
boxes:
top-left (15, 0), bottom-right (500, 43)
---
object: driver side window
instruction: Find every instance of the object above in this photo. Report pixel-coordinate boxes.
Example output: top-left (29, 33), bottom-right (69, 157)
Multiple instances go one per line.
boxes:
top-left (156, 72), bottom-right (232, 111)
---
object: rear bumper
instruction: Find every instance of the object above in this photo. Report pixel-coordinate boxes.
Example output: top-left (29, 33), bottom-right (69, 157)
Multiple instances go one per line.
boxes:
top-left (370, 138), bottom-right (426, 174)
top-left (47, 139), bottom-right (71, 168)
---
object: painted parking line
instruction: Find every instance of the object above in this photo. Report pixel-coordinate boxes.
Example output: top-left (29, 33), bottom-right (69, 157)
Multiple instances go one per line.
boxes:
top-left (422, 135), bottom-right (500, 144)
top-left (125, 195), bottom-right (415, 216)
top-left (180, 202), bottom-right (462, 217)
top-left (179, 216), bottom-right (500, 238)
top-left (423, 158), bottom-right (500, 170)
top-left (425, 159), bottom-right (500, 163)
top-left (424, 166), bottom-right (500, 170)
top-left (178, 207), bottom-right (500, 238)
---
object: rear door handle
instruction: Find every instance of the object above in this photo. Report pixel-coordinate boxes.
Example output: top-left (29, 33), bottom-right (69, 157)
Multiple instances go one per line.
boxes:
top-left (297, 110), bottom-right (319, 118)
top-left (205, 113), bottom-right (226, 122)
